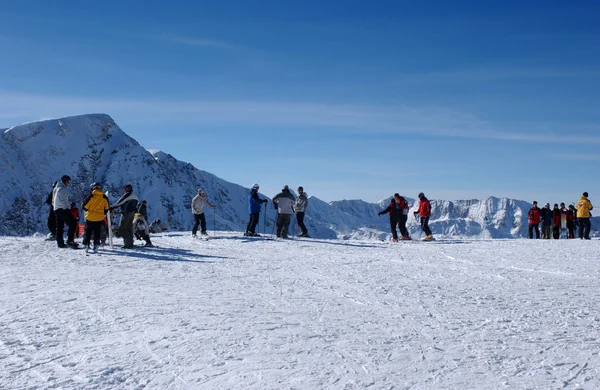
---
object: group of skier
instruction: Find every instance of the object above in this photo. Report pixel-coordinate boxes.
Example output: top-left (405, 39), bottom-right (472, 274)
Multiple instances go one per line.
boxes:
top-left (526, 192), bottom-right (593, 240)
top-left (378, 192), bottom-right (435, 242)
top-left (242, 184), bottom-right (310, 239)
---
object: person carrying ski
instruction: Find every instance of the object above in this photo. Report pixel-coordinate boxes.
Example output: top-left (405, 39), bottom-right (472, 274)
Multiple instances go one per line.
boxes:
top-left (576, 192), bottom-right (593, 239)
top-left (294, 186), bottom-right (310, 237)
top-left (414, 192), bottom-right (434, 241)
top-left (540, 203), bottom-right (552, 239)
top-left (44, 181), bottom-right (58, 240)
top-left (81, 182), bottom-right (109, 252)
top-left (52, 175), bottom-right (79, 248)
top-left (552, 204), bottom-right (562, 239)
top-left (110, 184), bottom-right (138, 249)
top-left (527, 201), bottom-right (541, 239)
top-left (191, 189), bottom-right (216, 237)
top-left (245, 184), bottom-right (268, 236)
top-left (273, 185), bottom-right (295, 239)
top-left (133, 213), bottom-right (153, 247)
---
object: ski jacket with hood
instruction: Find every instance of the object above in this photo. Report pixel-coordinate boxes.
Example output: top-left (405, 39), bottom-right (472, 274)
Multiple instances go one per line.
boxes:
top-left (417, 197), bottom-right (431, 218)
top-left (82, 189), bottom-right (110, 222)
top-left (248, 189), bottom-right (265, 214)
top-left (577, 196), bottom-right (593, 218)
top-left (192, 193), bottom-right (214, 214)
top-left (294, 193), bottom-right (309, 213)
top-left (52, 181), bottom-right (70, 210)
top-left (273, 189), bottom-right (295, 214)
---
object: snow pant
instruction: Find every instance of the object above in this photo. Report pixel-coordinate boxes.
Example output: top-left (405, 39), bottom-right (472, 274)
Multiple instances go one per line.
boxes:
top-left (82, 220), bottom-right (103, 246)
top-left (389, 216), bottom-right (398, 240)
top-left (55, 208), bottom-right (77, 247)
top-left (397, 214), bottom-right (409, 238)
top-left (192, 213), bottom-right (207, 235)
top-left (528, 223), bottom-right (540, 239)
top-left (118, 211), bottom-right (135, 247)
top-left (552, 226), bottom-right (560, 239)
top-left (420, 216), bottom-right (432, 236)
top-left (541, 225), bottom-right (551, 239)
top-left (567, 221), bottom-right (575, 238)
top-left (578, 218), bottom-right (591, 239)
top-left (47, 206), bottom-right (56, 236)
top-left (276, 213), bottom-right (292, 238)
top-left (246, 213), bottom-right (260, 234)
top-left (296, 212), bottom-right (308, 236)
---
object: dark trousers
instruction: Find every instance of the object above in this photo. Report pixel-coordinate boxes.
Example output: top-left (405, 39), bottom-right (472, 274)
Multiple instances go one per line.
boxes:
top-left (528, 223), bottom-right (540, 239)
top-left (397, 214), bottom-right (409, 238)
top-left (192, 213), bottom-right (207, 235)
top-left (296, 212), bottom-right (308, 235)
top-left (83, 220), bottom-right (103, 246)
top-left (276, 214), bottom-right (292, 238)
top-left (552, 226), bottom-right (560, 239)
top-left (579, 218), bottom-right (591, 239)
top-left (420, 216), bottom-right (432, 236)
top-left (246, 213), bottom-right (260, 234)
top-left (389, 216), bottom-right (398, 240)
top-left (541, 225), bottom-right (551, 239)
top-left (118, 212), bottom-right (135, 247)
top-left (567, 221), bottom-right (575, 238)
top-left (55, 208), bottom-right (77, 246)
top-left (48, 206), bottom-right (56, 235)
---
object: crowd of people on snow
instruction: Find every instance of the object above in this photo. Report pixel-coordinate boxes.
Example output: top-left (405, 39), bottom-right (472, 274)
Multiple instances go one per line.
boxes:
top-left (44, 174), bottom-right (594, 250)
top-left (526, 193), bottom-right (594, 240)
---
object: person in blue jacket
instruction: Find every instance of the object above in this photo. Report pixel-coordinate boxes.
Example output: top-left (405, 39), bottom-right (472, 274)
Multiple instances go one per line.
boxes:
top-left (245, 183), bottom-right (268, 236)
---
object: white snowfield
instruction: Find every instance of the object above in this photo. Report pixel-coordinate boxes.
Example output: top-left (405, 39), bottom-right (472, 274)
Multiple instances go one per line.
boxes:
top-left (1, 234), bottom-right (599, 390)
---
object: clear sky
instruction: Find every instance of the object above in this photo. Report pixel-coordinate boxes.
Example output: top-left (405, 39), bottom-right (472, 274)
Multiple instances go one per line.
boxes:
top-left (1, 0), bottom-right (598, 204)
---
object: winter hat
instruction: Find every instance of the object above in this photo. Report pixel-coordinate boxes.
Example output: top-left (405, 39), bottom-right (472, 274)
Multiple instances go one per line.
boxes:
top-left (283, 185), bottom-right (289, 191)
top-left (533, 201), bottom-right (538, 205)
top-left (418, 192), bottom-right (424, 199)
top-left (394, 193), bottom-right (400, 198)
top-left (90, 182), bottom-right (102, 189)
top-left (252, 183), bottom-right (259, 190)
top-left (61, 175), bottom-right (71, 184)
top-left (583, 192), bottom-right (589, 197)
top-left (297, 186), bottom-right (304, 191)
top-left (124, 184), bottom-right (133, 192)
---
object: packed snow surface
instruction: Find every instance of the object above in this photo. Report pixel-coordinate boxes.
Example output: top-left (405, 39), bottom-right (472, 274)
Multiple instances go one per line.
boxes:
top-left (1, 233), bottom-right (599, 389)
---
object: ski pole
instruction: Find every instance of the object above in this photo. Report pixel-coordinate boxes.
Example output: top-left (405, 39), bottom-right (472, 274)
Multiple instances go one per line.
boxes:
top-left (263, 202), bottom-right (267, 235)
top-left (213, 207), bottom-right (216, 237)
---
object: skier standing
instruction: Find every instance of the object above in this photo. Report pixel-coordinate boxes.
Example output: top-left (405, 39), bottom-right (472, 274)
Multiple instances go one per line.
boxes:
top-left (527, 201), bottom-right (541, 239)
top-left (540, 203), bottom-right (552, 239)
top-left (552, 204), bottom-right (562, 239)
top-left (576, 192), bottom-right (593, 240)
top-left (245, 184), bottom-right (268, 236)
top-left (378, 195), bottom-right (401, 242)
top-left (81, 182), bottom-right (109, 252)
top-left (44, 181), bottom-right (58, 240)
top-left (110, 184), bottom-right (138, 249)
top-left (273, 185), bottom-right (295, 239)
top-left (415, 192), bottom-right (434, 241)
top-left (294, 186), bottom-right (310, 237)
top-left (566, 204), bottom-right (577, 239)
top-left (53, 175), bottom-right (78, 248)
top-left (191, 189), bottom-right (216, 237)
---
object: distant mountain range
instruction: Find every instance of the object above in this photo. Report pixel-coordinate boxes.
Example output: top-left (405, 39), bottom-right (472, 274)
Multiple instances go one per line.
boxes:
top-left (1, 114), bottom-right (597, 238)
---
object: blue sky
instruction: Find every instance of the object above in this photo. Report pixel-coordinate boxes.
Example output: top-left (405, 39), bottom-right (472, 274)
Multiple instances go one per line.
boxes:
top-left (1, 0), bottom-right (599, 204)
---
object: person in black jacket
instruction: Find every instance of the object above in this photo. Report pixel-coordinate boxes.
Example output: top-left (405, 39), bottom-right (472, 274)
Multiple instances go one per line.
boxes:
top-left (378, 195), bottom-right (400, 242)
top-left (110, 184), bottom-right (139, 248)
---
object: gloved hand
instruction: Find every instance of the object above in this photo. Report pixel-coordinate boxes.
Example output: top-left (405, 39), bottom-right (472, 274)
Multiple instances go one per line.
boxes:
top-left (413, 211), bottom-right (418, 217)
top-left (377, 212), bottom-right (383, 216)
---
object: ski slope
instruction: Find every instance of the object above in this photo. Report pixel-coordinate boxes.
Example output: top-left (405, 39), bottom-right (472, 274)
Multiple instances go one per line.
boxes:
top-left (1, 233), bottom-right (599, 389)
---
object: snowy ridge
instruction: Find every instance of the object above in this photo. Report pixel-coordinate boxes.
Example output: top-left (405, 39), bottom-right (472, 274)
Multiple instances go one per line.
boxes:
top-left (0, 114), bottom-right (597, 238)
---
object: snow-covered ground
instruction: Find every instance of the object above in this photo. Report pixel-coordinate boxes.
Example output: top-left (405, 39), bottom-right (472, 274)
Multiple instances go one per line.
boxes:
top-left (1, 233), bottom-right (599, 389)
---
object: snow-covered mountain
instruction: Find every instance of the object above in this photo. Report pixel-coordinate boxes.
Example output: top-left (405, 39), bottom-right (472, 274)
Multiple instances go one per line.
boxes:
top-left (1, 114), bottom-right (597, 238)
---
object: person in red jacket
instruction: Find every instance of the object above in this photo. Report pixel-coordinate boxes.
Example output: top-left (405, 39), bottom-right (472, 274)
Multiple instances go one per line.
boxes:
top-left (527, 201), bottom-right (541, 239)
top-left (414, 192), bottom-right (434, 241)
top-left (69, 202), bottom-right (81, 238)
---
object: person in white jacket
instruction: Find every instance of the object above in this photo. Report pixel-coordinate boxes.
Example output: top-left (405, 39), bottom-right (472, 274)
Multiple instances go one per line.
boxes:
top-left (294, 186), bottom-right (310, 237)
top-left (272, 185), bottom-right (295, 238)
top-left (191, 189), bottom-right (215, 237)
top-left (52, 175), bottom-right (78, 248)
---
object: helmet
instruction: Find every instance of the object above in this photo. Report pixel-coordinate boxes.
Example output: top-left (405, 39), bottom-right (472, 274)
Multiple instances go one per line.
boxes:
top-left (583, 192), bottom-right (589, 197)
top-left (252, 183), bottom-right (259, 190)
top-left (124, 184), bottom-right (133, 192)
top-left (61, 175), bottom-right (71, 184)
top-left (90, 182), bottom-right (102, 189)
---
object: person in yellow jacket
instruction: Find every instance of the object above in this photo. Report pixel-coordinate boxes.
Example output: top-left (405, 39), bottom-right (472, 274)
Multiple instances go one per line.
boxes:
top-left (81, 182), bottom-right (110, 252)
top-left (576, 192), bottom-right (593, 240)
